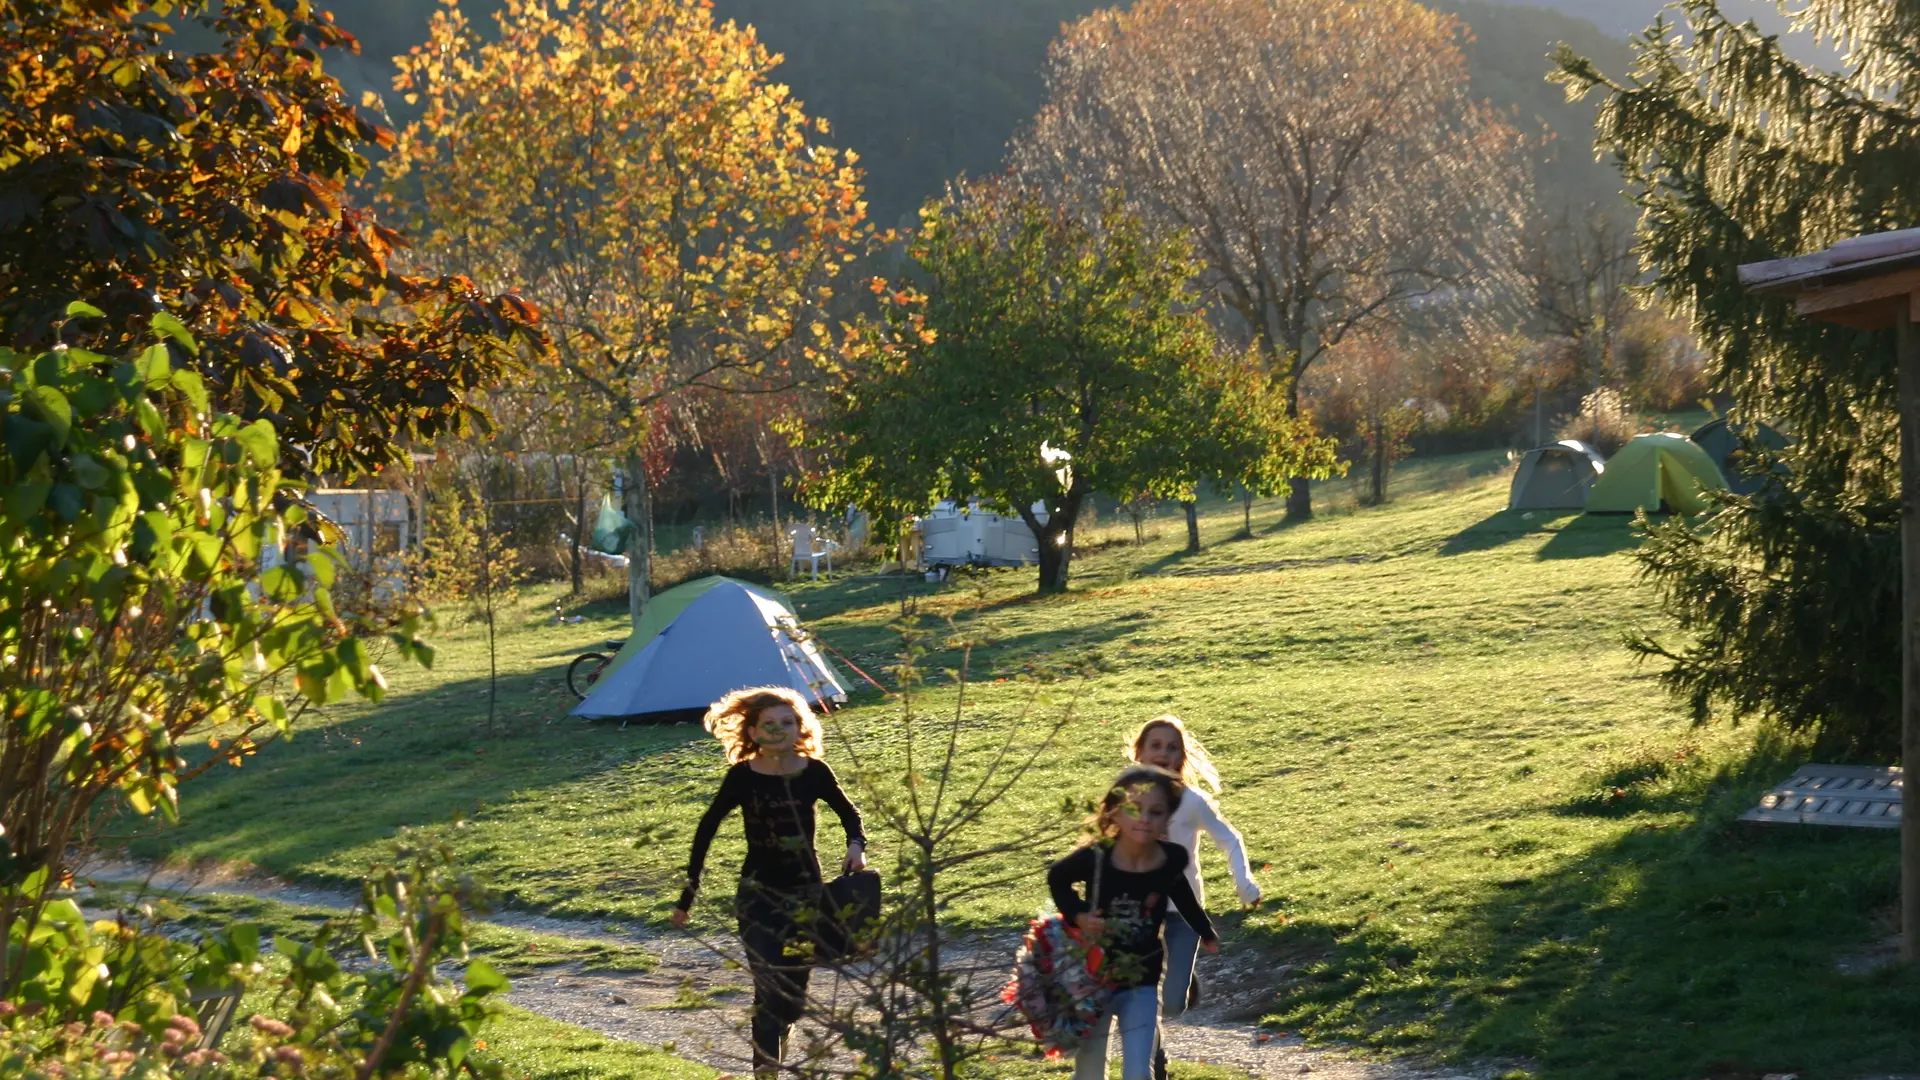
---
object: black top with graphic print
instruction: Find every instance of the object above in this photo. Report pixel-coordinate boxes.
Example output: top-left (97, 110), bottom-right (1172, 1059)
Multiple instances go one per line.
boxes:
top-left (679, 758), bottom-right (866, 911)
top-left (1047, 840), bottom-right (1217, 989)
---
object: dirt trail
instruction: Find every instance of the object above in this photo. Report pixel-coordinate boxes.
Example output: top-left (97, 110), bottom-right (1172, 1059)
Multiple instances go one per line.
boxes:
top-left (80, 862), bottom-right (1491, 1080)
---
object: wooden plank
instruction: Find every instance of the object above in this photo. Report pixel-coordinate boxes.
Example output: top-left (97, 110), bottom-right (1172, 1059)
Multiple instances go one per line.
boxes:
top-left (1792, 764), bottom-right (1892, 779)
top-left (1739, 763), bottom-right (1905, 829)
top-left (1739, 250), bottom-right (1842, 288)
top-left (1741, 246), bottom-right (1920, 292)
top-left (1795, 268), bottom-right (1920, 325)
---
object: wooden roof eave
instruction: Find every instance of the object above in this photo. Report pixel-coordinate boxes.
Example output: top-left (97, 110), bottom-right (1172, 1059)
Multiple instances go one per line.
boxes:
top-left (1737, 245), bottom-right (1920, 331)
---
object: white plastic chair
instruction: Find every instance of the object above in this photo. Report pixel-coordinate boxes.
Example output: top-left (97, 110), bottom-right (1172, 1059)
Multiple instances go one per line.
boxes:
top-left (789, 524), bottom-right (836, 580)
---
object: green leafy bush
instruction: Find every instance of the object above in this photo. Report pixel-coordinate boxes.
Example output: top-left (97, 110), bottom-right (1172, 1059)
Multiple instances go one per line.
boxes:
top-left (1, 309), bottom-right (429, 997)
top-left (1, 836), bottom-right (509, 1078)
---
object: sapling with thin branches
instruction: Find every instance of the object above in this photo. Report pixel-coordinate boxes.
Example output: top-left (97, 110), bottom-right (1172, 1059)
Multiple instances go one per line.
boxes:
top-left (805, 615), bottom-right (1097, 1079)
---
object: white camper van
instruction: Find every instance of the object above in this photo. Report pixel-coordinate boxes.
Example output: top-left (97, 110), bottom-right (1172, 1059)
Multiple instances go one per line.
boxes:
top-left (914, 499), bottom-right (1046, 570)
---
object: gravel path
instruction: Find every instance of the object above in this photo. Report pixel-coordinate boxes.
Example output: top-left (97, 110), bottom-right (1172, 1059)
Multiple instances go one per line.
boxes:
top-left (80, 862), bottom-right (1492, 1080)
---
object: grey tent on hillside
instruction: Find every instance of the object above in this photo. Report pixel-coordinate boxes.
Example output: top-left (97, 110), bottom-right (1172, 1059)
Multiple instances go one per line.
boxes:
top-left (1508, 440), bottom-right (1607, 511)
top-left (1690, 418), bottom-right (1788, 495)
top-left (570, 580), bottom-right (847, 723)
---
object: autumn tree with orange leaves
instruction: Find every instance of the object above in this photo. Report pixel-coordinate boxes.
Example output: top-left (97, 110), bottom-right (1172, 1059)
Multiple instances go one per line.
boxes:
top-left (0, 0), bottom-right (542, 480)
top-left (385, 0), bottom-right (876, 623)
top-left (1013, 0), bottom-right (1531, 521)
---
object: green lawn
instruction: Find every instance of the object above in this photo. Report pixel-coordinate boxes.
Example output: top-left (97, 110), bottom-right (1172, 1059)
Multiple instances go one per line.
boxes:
top-left (120, 452), bottom-right (1917, 1079)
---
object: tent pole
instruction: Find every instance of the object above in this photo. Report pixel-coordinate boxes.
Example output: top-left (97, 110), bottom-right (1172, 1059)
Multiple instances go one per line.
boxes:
top-left (1900, 303), bottom-right (1920, 966)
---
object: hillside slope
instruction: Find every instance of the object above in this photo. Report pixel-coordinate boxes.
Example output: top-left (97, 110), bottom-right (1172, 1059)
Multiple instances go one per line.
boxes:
top-left (1443, 1), bottom-right (1634, 209)
top-left (136, 455), bottom-right (1918, 1079)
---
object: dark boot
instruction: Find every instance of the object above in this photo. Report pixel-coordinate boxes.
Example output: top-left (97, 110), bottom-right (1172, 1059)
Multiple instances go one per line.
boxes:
top-left (1153, 1042), bottom-right (1170, 1080)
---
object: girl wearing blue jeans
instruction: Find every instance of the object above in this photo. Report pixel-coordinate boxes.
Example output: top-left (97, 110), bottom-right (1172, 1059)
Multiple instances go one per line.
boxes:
top-left (1129, 716), bottom-right (1262, 1080)
top-left (1047, 766), bottom-right (1219, 1080)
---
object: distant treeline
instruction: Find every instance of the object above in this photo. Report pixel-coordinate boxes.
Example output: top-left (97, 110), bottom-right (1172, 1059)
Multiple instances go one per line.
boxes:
top-left (315, 0), bottom-right (1632, 225)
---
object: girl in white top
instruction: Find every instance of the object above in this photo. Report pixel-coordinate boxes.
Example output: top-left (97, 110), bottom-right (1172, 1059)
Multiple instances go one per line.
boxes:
top-left (1127, 715), bottom-right (1261, 1080)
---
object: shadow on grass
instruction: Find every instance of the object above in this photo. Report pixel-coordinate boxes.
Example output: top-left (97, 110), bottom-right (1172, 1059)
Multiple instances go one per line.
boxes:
top-left (970, 616), bottom-right (1141, 677)
top-left (1136, 546), bottom-right (1202, 577)
top-left (1262, 740), bottom-right (1920, 1080)
top-left (790, 570), bottom-right (939, 620)
top-left (1536, 515), bottom-right (1642, 561)
top-left (1438, 510), bottom-right (1581, 556)
top-left (117, 568), bottom-right (1127, 896)
top-left (113, 661), bottom-right (709, 880)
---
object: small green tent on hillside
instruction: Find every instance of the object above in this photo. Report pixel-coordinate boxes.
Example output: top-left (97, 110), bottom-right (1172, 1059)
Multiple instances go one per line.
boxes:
top-left (597, 576), bottom-right (796, 682)
top-left (1585, 433), bottom-right (1728, 515)
top-left (573, 579), bottom-right (847, 723)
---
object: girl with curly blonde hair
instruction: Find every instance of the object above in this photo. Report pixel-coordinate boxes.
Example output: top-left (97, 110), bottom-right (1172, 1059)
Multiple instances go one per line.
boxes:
top-left (671, 686), bottom-right (865, 1077)
top-left (1126, 715), bottom-right (1262, 1080)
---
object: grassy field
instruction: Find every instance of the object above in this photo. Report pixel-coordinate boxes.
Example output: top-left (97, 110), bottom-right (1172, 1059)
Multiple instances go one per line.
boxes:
top-left (119, 451), bottom-right (1917, 1079)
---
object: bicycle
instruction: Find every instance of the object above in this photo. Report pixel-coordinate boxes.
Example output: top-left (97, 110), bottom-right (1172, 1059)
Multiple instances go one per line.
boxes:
top-left (566, 638), bottom-right (627, 700)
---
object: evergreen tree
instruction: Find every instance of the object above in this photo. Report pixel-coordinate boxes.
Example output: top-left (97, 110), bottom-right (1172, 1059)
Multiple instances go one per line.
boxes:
top-left (1556, 0), bottom-right (1920, 757)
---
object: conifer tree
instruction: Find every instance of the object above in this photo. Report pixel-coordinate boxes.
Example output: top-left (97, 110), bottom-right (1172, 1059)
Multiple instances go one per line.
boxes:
top-left (1556, 0), bottom-right (1920, 756)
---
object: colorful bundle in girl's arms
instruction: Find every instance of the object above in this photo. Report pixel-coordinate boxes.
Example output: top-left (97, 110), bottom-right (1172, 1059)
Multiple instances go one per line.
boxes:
top-left (1003, 913), bottom-right (1112, 1056)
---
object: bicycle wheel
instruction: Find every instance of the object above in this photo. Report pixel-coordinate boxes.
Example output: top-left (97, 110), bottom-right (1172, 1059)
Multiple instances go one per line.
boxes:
top-left (566, 652), bottom-right (611, 700)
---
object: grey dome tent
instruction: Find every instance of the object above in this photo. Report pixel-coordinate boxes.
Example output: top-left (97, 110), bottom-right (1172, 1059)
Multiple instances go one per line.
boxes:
top-left (1690, 418), bottom-right (1788, 495)
top-left (1508, 440), bottom-right (1607, 511)
top-left (570, 580), bottom-right (847, 723)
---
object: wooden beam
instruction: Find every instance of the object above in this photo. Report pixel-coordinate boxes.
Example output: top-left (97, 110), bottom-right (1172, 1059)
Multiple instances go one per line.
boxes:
top-left (1742, 244), bottom-right (1920, 294)
top-left (1796, 268), bottom-right (1920, 327)
top-left (1902, 309), bottom-right (1920, 966)
top-left (1738, 250), bottom-right (1836, 288)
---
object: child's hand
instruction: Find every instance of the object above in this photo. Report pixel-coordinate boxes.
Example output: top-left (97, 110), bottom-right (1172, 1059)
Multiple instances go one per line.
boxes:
top-left (1200, 937), bottom-right (1220, 955)
top-left (669, 906), bottom-right (689, 930)
top-left (843, 843), bottom-right (868, 874)
top-left (1074, 913), bottom-right (1106, 939)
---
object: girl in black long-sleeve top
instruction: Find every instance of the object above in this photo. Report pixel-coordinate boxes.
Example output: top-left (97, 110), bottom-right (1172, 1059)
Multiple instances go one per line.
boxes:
top-left (670, 686), bottom-right (866, 1077)
top-left (1047, 765), bottom-right (1218, 1080)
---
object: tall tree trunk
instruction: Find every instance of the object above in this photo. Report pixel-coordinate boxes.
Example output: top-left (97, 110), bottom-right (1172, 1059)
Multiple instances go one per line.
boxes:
top-left (1370, 418), bottom-right (1389, 505)
top-left (1283, 379), bottom-right (1314, 521)
top-left (622, 451), bottom-right (652, 626)
top-left (1181, 499), bottom-right (1200, 553)
top-left (477, 476), bottom-right (499, 738)
top-left (1240, 488), bottom-right (1253, 536)
top-left (1023, 492), bottom-right (1082, 594)
top-left (769, 463), bottom-right (782, 577)
top-left (567, 461), bottom-right (586, 597)
top-left (1035, 532), bottom-right (1070, 593)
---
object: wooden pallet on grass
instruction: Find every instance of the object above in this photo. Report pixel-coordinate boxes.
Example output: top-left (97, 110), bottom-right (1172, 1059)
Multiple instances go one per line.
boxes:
top-left (1739, 763), bottom-right (1903, 828)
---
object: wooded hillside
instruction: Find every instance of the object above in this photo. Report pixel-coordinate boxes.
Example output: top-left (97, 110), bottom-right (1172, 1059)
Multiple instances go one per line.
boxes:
top-left (318, 0), bottom-right (1634, 224)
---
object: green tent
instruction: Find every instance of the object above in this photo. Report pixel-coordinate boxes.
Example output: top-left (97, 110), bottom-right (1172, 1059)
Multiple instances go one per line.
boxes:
top-left (597, 576), bottom-right (797, 681)
top-left (1585, 433), bottom-right (1728, 515)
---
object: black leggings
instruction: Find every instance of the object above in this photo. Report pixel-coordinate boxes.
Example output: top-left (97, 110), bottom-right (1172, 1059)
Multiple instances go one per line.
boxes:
top-left (737, 882), bottom-right (818, 1072)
